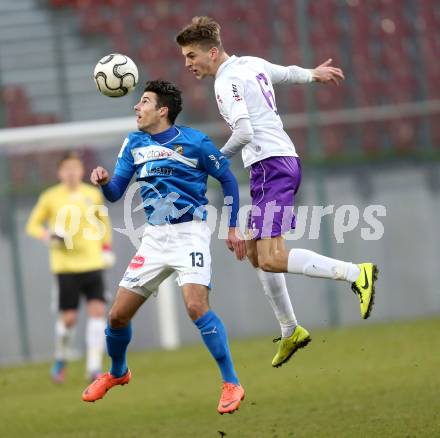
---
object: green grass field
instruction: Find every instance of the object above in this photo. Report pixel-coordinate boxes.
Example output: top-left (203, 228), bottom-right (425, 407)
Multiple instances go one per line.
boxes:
top-left (1, 318), bottom-right (439, 438)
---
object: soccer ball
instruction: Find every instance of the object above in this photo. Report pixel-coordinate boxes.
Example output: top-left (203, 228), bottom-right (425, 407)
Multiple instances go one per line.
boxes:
top-left (93, 53), bottom-right (139, 97)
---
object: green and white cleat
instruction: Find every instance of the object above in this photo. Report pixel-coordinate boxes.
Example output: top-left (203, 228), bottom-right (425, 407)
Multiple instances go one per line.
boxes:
top-left (351, 263), bottom-right (379, 320)
top-left (271, 325), bottom-right (311, 368)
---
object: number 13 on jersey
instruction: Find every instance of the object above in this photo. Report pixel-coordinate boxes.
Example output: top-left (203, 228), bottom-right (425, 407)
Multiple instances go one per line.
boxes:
top-left (190, 252), bottom-right (204, 267)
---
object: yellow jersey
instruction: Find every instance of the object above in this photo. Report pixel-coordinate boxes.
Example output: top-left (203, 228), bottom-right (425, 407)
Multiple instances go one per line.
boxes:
top-left (26, 183), bottom-right (112, 274)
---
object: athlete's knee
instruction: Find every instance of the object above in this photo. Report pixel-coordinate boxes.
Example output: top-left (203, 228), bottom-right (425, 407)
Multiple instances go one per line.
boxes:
top-left (258, 255), bottom-right (277, 272)
top-left (257, 245), bottom-right (289, 272)
top-left (258, 252), bottom-right (286, 272)
top-left (108, 307), bottom-right (130, 328)
top-left (185, 300), bottom-right (209, 321)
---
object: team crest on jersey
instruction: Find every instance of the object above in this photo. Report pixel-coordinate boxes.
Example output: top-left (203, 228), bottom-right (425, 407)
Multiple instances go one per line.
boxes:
top-left (173, 145), bottom-right (184, 155)
top-left (232, 84), bottom-right (242, 101)
top-left (216, 94), bottom-right (223, 104)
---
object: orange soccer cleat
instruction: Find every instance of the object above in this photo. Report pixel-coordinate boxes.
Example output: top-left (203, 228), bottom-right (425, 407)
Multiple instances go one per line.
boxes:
top-left (82, 370), bottom-right (131, 402)
top-left (217, 382), bottom-right (245, 415)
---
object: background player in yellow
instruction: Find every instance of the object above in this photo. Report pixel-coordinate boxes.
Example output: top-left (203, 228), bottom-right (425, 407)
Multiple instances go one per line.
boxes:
top-left (26, 152), bottom-right (114, 383)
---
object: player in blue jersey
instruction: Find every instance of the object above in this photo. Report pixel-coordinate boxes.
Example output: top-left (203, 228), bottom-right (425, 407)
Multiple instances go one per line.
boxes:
top-left (81, 80), bottom-right (246, 414)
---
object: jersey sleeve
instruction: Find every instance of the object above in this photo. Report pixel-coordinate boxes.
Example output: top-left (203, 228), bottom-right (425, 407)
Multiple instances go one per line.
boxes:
top-left (95, 190), bottom-right (112, 247)
top-left (217, 76), bottom-right (250, 128)
top-left (261, 59), bottom-right (313, 84)
top-left (198, 135), bottom-right (230, 179)
top-left (25, 191), bottom-right (50, 239)
top-left (114, 135), bottom-right (135, 179)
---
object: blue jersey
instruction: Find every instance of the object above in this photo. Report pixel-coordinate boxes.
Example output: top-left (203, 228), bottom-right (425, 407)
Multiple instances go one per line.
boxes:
top-left (114, 125), bottom-right (229, 225)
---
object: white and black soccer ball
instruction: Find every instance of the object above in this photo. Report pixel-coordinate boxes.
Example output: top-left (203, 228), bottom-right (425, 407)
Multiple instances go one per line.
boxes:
top-left (93, 53), bottom-right (139, 97)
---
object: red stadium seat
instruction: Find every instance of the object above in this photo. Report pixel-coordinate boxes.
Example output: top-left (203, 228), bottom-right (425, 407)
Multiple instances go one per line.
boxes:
top-left (2, 86), bottom-right (58, 127)
top-left (39, 0), bottom-right (438, 156)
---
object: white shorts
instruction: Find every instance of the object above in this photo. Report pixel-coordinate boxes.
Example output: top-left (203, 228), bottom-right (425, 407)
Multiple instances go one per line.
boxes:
top-left (119, 220), bottom-right (212, 298)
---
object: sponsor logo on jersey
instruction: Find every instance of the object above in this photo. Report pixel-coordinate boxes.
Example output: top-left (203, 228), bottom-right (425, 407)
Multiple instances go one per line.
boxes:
top-left (231, 84), bottom-right (242, 101)
top-left (129, 255), bottom-right (145, 269)
top-left (142, 166), bottom-right (173, 177)
top-left (208, 154), bottom-right (220, 170)
top-left (132, 146), bottom-right (174, 164)
top-left (132, 145), bottom-right (198, 169)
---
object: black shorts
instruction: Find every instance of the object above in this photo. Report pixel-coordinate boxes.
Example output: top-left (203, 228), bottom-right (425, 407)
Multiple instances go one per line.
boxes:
top-left (56, 270), bottom-right (105, 311)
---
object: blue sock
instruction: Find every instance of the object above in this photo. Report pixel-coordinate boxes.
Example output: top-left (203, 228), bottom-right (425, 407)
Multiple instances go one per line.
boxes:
top-left (194, 310), bottom-right (239, 385)
top-left (106, 322), bottom-right (132, 378)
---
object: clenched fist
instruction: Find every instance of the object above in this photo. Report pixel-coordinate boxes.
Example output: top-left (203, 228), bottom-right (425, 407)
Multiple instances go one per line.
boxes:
top-left (90, 166), bottom-right (110, 186)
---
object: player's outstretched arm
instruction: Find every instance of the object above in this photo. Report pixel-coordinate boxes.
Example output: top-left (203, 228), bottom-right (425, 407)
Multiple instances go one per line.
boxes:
top-left (311, 58), bottom-right (345, 85)
top-left (201, 135), bottom-right (246, 259)
top-left (216, 168), bottom-right (246, 261)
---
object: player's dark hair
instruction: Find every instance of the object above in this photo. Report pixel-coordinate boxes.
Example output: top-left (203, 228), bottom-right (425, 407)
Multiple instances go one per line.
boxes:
top-left (144, 80), bottom-right (183, 125)
top-left (175, 16), bottom-right (223, 51)
top-left (57, 151), bottom-right (82, 169)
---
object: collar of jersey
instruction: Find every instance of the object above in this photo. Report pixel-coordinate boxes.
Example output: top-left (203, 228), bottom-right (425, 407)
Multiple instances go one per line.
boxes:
top-left (150, 125), bottom-right (180, 145)
top-left (216, 55), bottom-right (237, 78)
